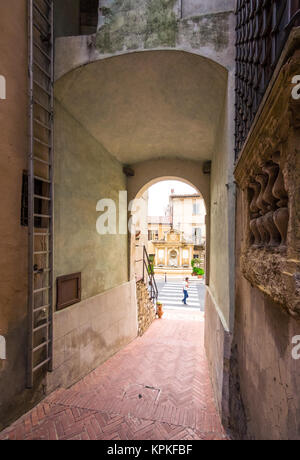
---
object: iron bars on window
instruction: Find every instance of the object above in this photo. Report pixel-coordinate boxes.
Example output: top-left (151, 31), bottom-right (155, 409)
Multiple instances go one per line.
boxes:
top-left (235, 0), bottom-right (300, 158)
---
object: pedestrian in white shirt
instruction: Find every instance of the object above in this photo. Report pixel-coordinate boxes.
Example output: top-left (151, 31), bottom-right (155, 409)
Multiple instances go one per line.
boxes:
top-left (182, 277), bottom-right (189, 305)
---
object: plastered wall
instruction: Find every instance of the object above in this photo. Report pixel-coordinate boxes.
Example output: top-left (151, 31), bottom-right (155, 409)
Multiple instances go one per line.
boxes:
top-left (54, 101), bottom-right (128, 299)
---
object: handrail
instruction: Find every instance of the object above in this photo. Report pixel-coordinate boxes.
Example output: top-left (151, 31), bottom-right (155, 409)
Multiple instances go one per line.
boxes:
top-left (143, 246), bottom-right (158, 309)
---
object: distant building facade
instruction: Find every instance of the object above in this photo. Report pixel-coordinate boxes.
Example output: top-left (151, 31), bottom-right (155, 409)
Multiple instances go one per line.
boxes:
top-left (169, 193), bottom-right (206, 245)
top-left (147, 193), bottom-right (206, 271)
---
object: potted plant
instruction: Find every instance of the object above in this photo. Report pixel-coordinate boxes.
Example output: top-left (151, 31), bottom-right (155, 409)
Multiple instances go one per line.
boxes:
top-left (196, 268), bottom-right (205, 279)
top-left (156, 301), bottom-right (163, 319)
top-left (191, 259), bottom-right (205, 279)
top-left (148, 255), bottom-right (155, 275)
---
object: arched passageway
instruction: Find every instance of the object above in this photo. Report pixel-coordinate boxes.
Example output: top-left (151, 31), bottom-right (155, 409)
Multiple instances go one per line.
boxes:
top-left (128, 160), bottom-right (210, 208)
top-left (0, 0), bottom-right (237, 434)
top-left (2, 0), bottom-right (299, 441)
top-left (51, 49), bottom-right (234, 427)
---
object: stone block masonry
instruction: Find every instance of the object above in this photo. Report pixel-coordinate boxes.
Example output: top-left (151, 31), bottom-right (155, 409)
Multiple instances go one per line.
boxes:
top-left (136, 281), bottom-right (156, 336)
top-left (46, 281), bottom-right (138, 394)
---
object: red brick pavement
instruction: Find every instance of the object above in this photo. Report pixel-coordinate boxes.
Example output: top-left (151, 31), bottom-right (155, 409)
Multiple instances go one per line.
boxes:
top-left (0, 310), bottom-right (228, 440)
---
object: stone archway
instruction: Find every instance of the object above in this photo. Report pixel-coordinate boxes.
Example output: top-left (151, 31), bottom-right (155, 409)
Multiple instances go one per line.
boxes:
top-left (127, 159), bottom-right (210, 211)
top-left (128, 169), bottom-right (209, 285)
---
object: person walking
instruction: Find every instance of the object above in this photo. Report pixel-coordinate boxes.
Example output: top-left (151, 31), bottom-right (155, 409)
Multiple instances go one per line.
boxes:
top-left (182, 277), bottom-right (189, 305)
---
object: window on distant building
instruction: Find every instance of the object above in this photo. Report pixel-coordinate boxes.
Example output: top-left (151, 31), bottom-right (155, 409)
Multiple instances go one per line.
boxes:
top-left (193, 227), bottom-right (202, 244)
top-left (193, 200), bottom-right (200, 215)
top-left (148, 230), bottom-right (159, 241)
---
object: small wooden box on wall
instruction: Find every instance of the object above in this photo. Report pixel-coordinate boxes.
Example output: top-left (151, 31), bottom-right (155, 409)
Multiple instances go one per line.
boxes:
top-left (234, 46), bottom-right (300, 317)
top-left (56, 273), bottom-right (81, 311)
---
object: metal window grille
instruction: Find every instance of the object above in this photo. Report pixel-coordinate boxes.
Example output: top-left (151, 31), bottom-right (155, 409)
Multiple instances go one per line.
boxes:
top-left (235, 0), bottom-right (300, 158)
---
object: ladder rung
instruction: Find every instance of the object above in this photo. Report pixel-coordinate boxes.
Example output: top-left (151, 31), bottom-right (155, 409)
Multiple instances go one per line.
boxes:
top-left (33, 322), bottom-right (50, 333)
top-left (33, 42), bottom-right (51, 61)
top-left (33, 99), bottom-right (52, 114)
top-left (33, 80), bottom-right (51, 96)
top-left (34, 156), bottom-right (50, 165)
top-left (34, 118), bottom-right (51, 131)
top-left (33, 3), bottom-right (51, 26)
top-left (33, 269), bottom-right (51, 276)
top-left (34, 194), bottom-right (51, 201)
top-left (32, 358), bottom-right (51, 373)
top-left (34, 250), bottom-right (51, 255)
top-left (34, 214), bottom-right (51, 219)
top-left (33, 340), bottom-right (50, 353)
top-left (34, 232), bottom-right (51, 236)
top-left (33, 21), bottom-right (49, 40)
top-left (33, 61), bottom-right (51, 79)
top-left (34, 137), bottom-right (51, 148)
top-left (42, 0), bottom-right (51, 9)
top-left (34, 175), bottom-right (50, 183)
top-left (33, 304), bottom-right (51, 313)
top-left (34, 286), bottom-right (51, 294)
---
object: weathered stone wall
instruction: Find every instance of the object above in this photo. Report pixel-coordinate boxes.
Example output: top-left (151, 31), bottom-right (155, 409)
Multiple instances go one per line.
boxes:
top-left (47, 281), bottom-right (138, 393)
top-left (232, 39), bottom-right (300, 440)
top-left (136, 281), bottom-right (156, 336)
top-left (230, 189), bottom-right (300, 440)
top-left (54, 0), bottom-right (235, 81)
top-left (182, 0), bottom-right (235, 18)
top-left (96, 0), bottom-right (235, 57)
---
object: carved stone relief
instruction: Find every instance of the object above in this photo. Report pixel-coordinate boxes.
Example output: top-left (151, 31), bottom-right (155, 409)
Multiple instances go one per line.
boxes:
top-left (234, 48), bottom-right (300, 317)
top-left (248, 159), bottom-right (289, 250)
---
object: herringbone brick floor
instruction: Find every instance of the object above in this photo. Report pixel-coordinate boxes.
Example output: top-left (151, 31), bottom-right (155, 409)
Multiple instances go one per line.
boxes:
top-left (0, 310), bottom-right (227, 440)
